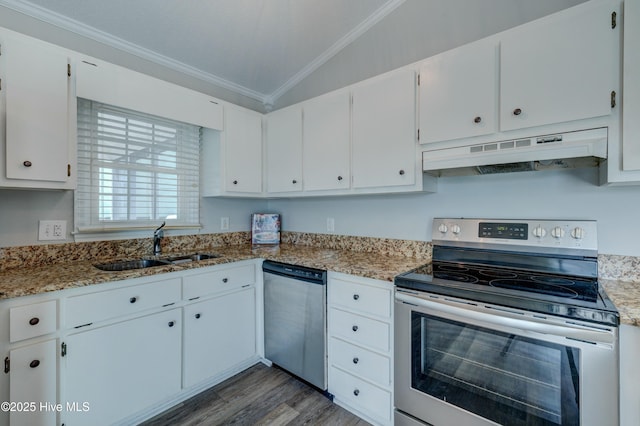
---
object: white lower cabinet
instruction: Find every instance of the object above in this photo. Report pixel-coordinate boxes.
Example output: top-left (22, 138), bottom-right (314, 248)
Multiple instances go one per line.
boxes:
top-left (327, 272), bottom-right (393, 426)
top-left (183, 287), bottom-right (256, 388)
top-left (8, 340), bottom-right (57, 426)
top-left (63, 308), bottom-right (182, 426)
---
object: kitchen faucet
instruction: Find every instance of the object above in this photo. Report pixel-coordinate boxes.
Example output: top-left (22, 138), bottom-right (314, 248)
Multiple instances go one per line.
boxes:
top-left (153, 221), bottom-right (166, 255)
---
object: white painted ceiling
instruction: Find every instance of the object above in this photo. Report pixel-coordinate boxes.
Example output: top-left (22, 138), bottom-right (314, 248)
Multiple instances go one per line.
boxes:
top-left (0, 0), bottom-right (587, 109)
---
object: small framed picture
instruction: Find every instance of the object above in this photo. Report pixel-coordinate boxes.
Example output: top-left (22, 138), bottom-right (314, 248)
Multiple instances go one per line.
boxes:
top-left (251, 213), bottom-right (281, 245)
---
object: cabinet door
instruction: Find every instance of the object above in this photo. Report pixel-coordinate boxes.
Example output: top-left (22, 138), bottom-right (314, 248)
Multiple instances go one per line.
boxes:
top-left (302, 90), bottom-right (350, 191)
top-left (64, 309), bottom-right (181, 426)
top-left (623, 0), bottom-right (640, 171)
top-left (419, 39), bottom-right (497, 144)
top-left (224, 106), bottom-right (263, 193)
top-left (500, 1), bottom-right (616, 132)
top-left (9, 340), bottom-right (57, 426)
top-left (183, 288), bottom-right (256, 388)
top-left (266, 105), bottom-right (303, 193)
top-left (352, 69), bottom-right (416, 189)
top-left (2, 35), bottom-right (71, 183)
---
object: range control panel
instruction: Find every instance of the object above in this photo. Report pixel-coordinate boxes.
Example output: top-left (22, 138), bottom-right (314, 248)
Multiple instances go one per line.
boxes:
top-left (432, 218), bottom-right (598, 252)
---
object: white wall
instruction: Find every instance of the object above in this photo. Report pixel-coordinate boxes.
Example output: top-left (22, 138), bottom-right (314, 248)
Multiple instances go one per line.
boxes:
top-left (0, 189), bottom-right (266, 247)
top-left (267, 167), bottom-right (640, 256)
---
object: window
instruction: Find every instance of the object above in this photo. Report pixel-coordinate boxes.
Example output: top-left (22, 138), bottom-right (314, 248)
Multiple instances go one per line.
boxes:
top-left (75, 98), bottom-right (200, 233)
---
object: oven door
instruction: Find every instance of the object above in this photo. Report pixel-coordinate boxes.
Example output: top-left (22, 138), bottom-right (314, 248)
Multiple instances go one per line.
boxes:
top-left (394, 289), bottom-right (618, 426)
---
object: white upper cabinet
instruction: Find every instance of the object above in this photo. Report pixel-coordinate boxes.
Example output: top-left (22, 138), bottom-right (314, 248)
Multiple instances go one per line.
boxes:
top-left (223, 105), bottom-right (263, 194)
top-left (419, 38), bottom-right (498, 144)
top-left (622, 0), bottom-right (640, 172)
top-left (266, 105), bottom-right (303, 193)
top-left (351, 68), bottom-right (417, 189)
top-left (500, 0), bottom-right (616, 132)
top-left (0, 32), bottom-right (75, 189)
top-left (302, 89), bottom-right (350, 192)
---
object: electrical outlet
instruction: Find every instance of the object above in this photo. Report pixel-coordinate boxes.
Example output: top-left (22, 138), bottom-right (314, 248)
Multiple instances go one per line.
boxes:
top-left (38, 220), bottom-right (67, 241)
top-left (220, 217), bottom-right (230, 231)
top-left (326, 217), bottom-right (335, 233)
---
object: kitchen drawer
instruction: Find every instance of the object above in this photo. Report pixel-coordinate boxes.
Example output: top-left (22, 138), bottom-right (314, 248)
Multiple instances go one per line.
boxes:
top-left (329, 278), bottom-right (391, 319)
top-left (66, 277), bottom-right (181, 327)
top-left (330, 366), bottom-right (392, 423)
top-left (329, 308), bottom-right (390, 353)
top-left (330, 337), bottom-right (391, 387)
top-left (9, 300), bottom-right (57, 342)
top-left (183, 263), bottom-right (255, 300)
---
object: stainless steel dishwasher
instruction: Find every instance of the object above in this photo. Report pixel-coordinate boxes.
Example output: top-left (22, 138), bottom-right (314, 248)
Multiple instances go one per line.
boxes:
top-left (263, 260), bottom-right (327, 390)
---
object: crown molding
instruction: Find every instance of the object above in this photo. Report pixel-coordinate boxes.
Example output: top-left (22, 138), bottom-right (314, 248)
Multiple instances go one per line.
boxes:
top-left (264, 0), bottom-right (406, 106)
top-left (0, 0), bottom-right (268, 103)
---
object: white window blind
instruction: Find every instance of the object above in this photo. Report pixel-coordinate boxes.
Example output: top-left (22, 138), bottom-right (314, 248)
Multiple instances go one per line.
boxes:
top-left (75, 98), bottom-right (201, 233)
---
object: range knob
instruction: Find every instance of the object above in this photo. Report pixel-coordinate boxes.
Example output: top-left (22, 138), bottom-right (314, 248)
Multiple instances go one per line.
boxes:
top-left (438, 224), bottom-right (448, 234)
top-left (532, 225), bottom-right (546, 239)
top-left (551, 226), bottom-right (566, 239)
top-left (571, 227), bottom-right (586, 240)
top-left (451, 224), bottom-right (461, 235)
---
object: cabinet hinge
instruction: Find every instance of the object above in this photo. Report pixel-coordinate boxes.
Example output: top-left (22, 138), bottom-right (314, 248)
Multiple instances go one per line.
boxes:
top-left (67, 164), bottom-right (71, 177)
top-left (417, 74), bottom-right (420, 86)
top-left (67, 64), bottom-right (71, 78)
top-left (4, 356), bottom-right (9, 374)
top-left (417, 128), bottom-right (420, 141)
top-left (611, 11), bottom-right (617, 29)
top-left (611, 90), bottom-right (617, 108)
top-left (61, 342), bottom-right (67, 357)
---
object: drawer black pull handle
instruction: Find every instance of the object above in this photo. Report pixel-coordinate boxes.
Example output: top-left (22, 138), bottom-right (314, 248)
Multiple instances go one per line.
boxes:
top-left (23, 160), bottom-right (32, 167)
top-left (168, 321), bottom-right (175, 327)
top-left (352, 325), bottom-right (358, 332)
top-left (474, 116), bottom-right (482, 123)
top-left (195, 313), bottom-right (201, 319)
top-left (29, 317), bottom-right (40, 326)
top-left (353, 357), bottom-right (359, 364)
top-left (353, 389), bottom-right (360, 396)
top-left (222, 278), bottom-right (229, 283)
top-left (29, 360), bottom-right (40, 369)
top-left (353, 294), bottom-right (359, 300)
top-left (513, 108), bottom-right (522, 116)
top-left (130, 297), bottom-right (137, 304)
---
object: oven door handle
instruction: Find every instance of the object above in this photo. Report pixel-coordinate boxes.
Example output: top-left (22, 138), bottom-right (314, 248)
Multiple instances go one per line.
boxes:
top-left (396, 292), bottom-right (615, 345)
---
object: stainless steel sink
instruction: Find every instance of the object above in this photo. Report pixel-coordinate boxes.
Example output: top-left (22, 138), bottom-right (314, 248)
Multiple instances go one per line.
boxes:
top-left (94, 252), bottom-right (220, 271)
top-left (94, 258), bottom-right (171, 271)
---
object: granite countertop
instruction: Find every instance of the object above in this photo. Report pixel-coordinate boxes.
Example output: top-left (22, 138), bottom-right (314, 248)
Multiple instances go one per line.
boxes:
top-left (1, 241), bottom-right (638, 327)
top-left (0, 243), bottom-right (428, 301)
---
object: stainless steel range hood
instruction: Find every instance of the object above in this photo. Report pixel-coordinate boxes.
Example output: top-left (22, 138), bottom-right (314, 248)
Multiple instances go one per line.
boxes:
top-left (422, 127), bottom-right (608, 176)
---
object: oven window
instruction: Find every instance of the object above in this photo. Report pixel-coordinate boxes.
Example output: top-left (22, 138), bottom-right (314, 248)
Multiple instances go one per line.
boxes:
top-left (411, 313), bottom-right (580, 426)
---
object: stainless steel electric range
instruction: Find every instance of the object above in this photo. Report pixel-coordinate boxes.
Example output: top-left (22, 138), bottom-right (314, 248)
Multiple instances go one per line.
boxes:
top-left (394, 218), bottom-right (619, 426)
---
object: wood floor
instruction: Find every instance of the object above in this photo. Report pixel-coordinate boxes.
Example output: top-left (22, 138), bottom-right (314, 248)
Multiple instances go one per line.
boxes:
top-left (140, 363), bottom-right (371, 426)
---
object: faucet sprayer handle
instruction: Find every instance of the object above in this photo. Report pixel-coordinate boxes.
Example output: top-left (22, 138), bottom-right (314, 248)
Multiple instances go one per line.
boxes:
top-left (154, 221), bottom-right (166, 236)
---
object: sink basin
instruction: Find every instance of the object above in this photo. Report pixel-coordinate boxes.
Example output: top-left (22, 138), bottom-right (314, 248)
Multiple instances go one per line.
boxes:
top-left (94, 253), bottom-right (220, 271)
top-left (94, 258), bottom-right (171, 271)
top-left (162, 253), bottom-right (220, 264)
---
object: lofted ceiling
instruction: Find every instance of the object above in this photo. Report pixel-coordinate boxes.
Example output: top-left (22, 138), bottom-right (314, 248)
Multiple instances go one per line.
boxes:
top-left (0, 0), bottom-right (587, 111)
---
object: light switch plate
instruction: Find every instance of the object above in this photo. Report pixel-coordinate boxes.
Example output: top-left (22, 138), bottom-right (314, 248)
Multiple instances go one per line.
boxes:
top-left (220, 217), bottom-right (230, 231)
top-left (38, 220), bottom-right (67, 241)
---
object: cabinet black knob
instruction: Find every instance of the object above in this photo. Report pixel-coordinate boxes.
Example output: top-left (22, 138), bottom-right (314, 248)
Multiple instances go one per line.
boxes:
top-left (353, 357), bottom-right (359, 364)
top-left (337, 176), bottom-right (343, 181)
top-left (399, 169), bottom-right (405, 175)
top-left (292, 179), bottom-right (297, 184)
top-left (29, 360), bottom-right (40, 369)
top-left (474, 116), bottom-right (482, 123)
top-left (352, 325), bottom-right (358, 332)
top-left (23, 161), bottom-right (32, 167)
top-left (130, 297), bottom-right (137, 304)
top-left (513, 108), bottom-right (522, 116)
top-left (29, 317), bottom-right (40, 326)
top-left (222, 278), bottom-right (229, 283)
top-left (168, 321), bottom-right (175, 327)
top-left (233, 180), bottom-right (238, 185)
top-left (195, 313), bottom-right (201, 319)
top-left (353, 389), bottom-right (360, 396)
top-left (353, 294), bottom-right (359, 300)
